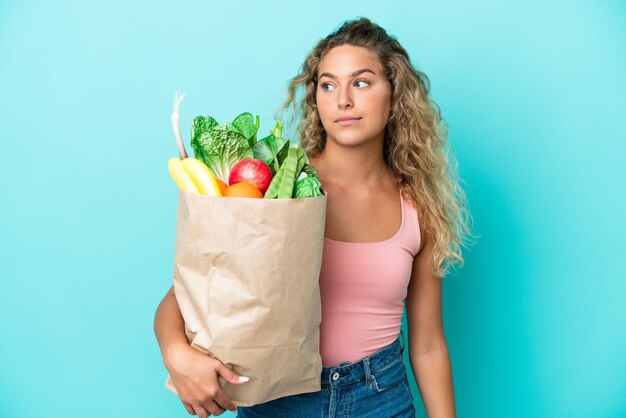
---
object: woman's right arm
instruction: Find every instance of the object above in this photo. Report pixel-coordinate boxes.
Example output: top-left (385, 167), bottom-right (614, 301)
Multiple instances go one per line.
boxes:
top-left (154, 285), bottom-right (191, 366)
top-left (154, 286), bottom-right (248, 417)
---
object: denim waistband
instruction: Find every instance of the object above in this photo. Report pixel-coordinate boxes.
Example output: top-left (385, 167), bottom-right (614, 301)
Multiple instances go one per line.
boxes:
top-left (320, 329), bottom-right (406, 388)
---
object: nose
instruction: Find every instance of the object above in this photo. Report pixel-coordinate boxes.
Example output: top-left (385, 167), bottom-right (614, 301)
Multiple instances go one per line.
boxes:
top-left (337, 86), bottom-right (353, 109)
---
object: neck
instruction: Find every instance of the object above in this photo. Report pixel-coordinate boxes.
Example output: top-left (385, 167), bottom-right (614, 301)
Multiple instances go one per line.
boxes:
top-left (311, 138), bottom-right (391, 188)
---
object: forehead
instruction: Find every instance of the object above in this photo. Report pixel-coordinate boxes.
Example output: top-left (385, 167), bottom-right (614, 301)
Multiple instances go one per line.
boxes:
top-left (317, 45), bottom-right (383, 75)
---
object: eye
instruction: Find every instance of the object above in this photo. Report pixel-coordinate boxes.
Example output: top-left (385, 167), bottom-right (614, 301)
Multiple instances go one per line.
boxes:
top-left (320, 79), bottom-right (369, 92)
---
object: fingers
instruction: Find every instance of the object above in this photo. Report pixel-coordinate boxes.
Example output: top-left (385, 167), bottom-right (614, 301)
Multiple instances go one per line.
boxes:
top-left (216, 362), bottom-right (250, 385)
top-left (191, 404), bottom-right (211, 417)
top-left (172, 354), bottom-right (246, 416)
top-left (193, 401), bottom-right (227, 417)
top-left (206, 401), bottom-right (227, 416)
top-left (214, 389), bottom-right (238, 412)
top-left (183, 387), bottom-right (235, 416)
top-left (182, 402), bottom-right (196, 415)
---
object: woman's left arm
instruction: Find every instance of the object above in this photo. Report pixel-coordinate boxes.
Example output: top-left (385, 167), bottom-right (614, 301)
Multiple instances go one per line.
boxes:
top-left (405, 227), bottom-right (457, 418)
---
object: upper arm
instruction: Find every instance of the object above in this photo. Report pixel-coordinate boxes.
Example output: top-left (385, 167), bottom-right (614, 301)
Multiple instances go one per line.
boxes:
top-left (405, 226), bottom-right (447, 354)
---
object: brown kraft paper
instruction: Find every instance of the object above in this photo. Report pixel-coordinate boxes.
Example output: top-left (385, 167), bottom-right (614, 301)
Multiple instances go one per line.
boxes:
top-left (164, 189), bottom-right (328, 407)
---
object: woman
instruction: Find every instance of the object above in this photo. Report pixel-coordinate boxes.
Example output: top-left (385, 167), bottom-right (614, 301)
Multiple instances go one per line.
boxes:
top-left (154, 17), bottom-right (474, 418)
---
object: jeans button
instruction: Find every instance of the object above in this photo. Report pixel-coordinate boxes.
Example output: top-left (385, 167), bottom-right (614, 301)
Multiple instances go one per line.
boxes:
top-left (332, 372), bottom-right (339, 381)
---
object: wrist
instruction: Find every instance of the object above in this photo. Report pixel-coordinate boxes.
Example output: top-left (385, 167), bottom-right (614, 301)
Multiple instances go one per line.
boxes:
top-left (163, 339), bottom-right (190, 370)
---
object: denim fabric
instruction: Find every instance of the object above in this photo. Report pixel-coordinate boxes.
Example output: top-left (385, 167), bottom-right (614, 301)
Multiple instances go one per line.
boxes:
top-left (236, 330), bottom-right (415, 418)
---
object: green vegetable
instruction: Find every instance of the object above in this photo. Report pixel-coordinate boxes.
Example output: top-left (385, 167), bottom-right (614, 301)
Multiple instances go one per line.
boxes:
top-left (277, 146), bottom-right (299, 198)
top-left (231, 112), bottom-right (260, 147)
top-left (190, 112), bottom-right (257, 183)
top-left (263, 163), bottom-right (285, 199)
top-left (270, 120), bottom-right (283, 138)
top-left (252, 121), bottom-right (292, 174)
top-left (191, 114), bottom-right (218, 137)
top-left (263, 145), bottom-right (300, 199)
top-left (189, 114), bottom-right (325, 199)
top-left (294, 175), bottom-right (324, 198)
top-left (253, 134), bottom-right (288, 174)
top-left (253, 115), bottom-right (261, 144)
top-left (302, 163), bottom-right (318, 176)
top-left (276, 142), bottom-right (290, 168)
top-left (295, 146), bottom-right (306, 179)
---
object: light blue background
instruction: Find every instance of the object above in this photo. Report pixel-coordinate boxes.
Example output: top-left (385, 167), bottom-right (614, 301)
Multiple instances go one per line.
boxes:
top-left (1, 1), bottom-right (625, 417)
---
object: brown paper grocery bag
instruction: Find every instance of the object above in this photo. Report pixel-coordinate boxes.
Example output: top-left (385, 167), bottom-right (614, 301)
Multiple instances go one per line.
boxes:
top-left (164, 189), bottom-right (327, 407)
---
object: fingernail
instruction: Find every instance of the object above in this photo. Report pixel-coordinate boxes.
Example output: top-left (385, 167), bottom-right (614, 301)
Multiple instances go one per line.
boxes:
top-left (239, 376), bottom-right (250, 382)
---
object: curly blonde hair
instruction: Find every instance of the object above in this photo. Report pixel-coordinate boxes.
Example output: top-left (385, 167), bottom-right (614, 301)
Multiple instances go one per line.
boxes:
top-left (275, 17), bottom-right (477, 278)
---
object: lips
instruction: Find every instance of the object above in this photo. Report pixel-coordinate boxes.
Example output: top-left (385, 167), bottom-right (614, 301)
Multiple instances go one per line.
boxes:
top-left (336, 117), bottom-right (361, 122)
top-left (336, 117), bottom-right (361, 127)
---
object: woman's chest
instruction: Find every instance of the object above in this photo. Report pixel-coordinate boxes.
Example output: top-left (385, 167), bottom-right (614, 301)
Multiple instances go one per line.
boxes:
top-left (323, 188), bottom-right (402, 243)
top-left (319, 242), bottom-right (414, 305)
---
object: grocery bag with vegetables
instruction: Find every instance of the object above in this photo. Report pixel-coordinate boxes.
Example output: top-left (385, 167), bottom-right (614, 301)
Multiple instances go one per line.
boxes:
top-left (169, 92), bottom-right (324, 199)
top-left (164, 92), bottom-right (327, 407)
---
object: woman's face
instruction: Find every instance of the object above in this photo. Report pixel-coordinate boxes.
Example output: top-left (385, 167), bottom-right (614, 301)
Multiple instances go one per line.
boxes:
top-left (315, 45), bottom-right (392, 148)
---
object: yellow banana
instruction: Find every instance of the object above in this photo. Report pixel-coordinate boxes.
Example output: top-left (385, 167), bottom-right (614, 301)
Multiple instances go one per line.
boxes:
top-left (168, 157), bottom-right (200, 194)
top-left (181, 158), bottom-right (222, 197)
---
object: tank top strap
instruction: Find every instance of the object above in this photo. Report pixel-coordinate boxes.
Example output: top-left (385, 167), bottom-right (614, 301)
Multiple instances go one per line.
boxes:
top-left (399, 192), bottom-right (422, 256)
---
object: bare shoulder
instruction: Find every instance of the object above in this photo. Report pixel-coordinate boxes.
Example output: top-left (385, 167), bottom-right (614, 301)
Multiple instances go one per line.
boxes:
top-left (403, 195), bottom-right (424, 254)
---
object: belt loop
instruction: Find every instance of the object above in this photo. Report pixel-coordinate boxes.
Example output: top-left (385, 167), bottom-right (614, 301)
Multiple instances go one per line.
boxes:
top-left (363, 357), bottom-right (372, 386)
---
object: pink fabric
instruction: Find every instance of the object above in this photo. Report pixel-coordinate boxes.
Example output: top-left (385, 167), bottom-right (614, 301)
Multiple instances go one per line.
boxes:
top-left (319, 192), bottom-right (422, 367)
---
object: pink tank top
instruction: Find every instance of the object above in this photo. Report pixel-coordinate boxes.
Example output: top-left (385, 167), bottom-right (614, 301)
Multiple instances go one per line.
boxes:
top-left (319, 192), bottom-right (422, 367)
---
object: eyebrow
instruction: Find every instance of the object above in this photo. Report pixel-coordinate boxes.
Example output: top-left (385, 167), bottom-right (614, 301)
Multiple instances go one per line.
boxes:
top-left (318, 68), bottom-right (376, 80)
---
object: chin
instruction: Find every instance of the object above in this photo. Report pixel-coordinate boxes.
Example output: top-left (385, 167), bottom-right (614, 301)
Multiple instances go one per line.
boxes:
top-left (328, 135), bottom-right (370, 148)
top-left (329, 125), bottom-right (370, 139)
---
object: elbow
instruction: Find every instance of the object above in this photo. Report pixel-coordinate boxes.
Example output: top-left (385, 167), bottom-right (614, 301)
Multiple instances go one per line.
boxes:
top-left (408, 333), bottom-right (449, 357)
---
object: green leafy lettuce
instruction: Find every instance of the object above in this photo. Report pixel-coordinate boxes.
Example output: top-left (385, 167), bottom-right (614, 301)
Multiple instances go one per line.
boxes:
top-left (190, 112), bottom-right (260, 183)
top-left (293, 172), bottom-right (324, 198)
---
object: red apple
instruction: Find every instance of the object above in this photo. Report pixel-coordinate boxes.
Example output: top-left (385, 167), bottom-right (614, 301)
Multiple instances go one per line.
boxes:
top-left (229, 158), bottom-right (273, 194)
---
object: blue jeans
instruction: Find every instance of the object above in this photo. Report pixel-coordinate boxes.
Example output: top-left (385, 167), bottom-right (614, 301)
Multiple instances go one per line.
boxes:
top-left (236, 330), bottom-right (415, 417)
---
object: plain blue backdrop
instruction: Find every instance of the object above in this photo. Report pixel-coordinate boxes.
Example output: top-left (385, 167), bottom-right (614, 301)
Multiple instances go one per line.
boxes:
top-left (1, 1), bottom-right (624, 417)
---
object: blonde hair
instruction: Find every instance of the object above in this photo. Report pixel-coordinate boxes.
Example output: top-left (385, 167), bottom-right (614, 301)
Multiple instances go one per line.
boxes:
top-left (275, 17), bottom-right (477, 277)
